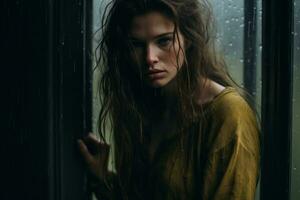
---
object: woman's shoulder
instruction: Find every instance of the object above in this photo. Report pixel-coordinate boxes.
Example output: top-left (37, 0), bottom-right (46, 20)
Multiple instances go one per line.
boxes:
top-left (207, 86), bottom-right (252, 117)
top-left (199, 86), bottom-right (259, 152)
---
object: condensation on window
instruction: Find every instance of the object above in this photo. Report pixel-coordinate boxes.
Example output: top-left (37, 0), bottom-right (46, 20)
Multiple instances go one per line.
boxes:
top-left (256, 0), bottom-right (262, 115)
top-left (211, 0), bottom-right (245, 85)
top-left (92, 0), bottom-right (106, 135)
top-left (292, 0), bottom-right (300, 200)
top-left (211, 0), bottom-right (262, 116)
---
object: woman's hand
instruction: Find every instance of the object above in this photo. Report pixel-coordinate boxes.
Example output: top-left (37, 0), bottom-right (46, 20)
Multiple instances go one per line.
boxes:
top-left (77, 133), bottom-right (110, 181)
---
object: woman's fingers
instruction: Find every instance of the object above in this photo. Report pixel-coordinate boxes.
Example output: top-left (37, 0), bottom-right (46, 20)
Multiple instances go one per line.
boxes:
top-left (85, 133), bottom-right (101, 144)
top-left (82, 133), bottom-right (109, 155)
top-left (77, 136), bottom-right (111, 180)
top-left (77, 139), bottom-right (94, 165)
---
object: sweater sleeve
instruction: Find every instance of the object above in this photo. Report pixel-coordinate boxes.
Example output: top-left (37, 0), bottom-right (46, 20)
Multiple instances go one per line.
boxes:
top-left (201, 91), bottom-right (260, 200)
top-left (202, 138), bottom-right (259, 200)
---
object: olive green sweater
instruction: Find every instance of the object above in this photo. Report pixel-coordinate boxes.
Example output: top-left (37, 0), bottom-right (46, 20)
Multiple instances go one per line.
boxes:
top-left (92, 87), bottom-right (260, 200)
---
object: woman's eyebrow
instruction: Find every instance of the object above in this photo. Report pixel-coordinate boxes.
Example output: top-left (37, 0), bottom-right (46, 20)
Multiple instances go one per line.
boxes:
top-left (153, 32), bottom-right (174, 39)
top-left (129, 32), bottom-right (174, 41)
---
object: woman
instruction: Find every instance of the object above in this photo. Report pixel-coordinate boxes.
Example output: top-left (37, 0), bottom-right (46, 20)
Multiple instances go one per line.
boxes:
top-left (78, 0), bottom-right (260, 199)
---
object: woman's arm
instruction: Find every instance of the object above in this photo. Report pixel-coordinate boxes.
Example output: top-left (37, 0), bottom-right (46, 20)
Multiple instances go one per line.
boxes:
top-left (201, 91), bottom-right (260, 200)
top-left (202, 138), bottom-right (259, 200)
top-left (78, 133), bottom-right (115, 200)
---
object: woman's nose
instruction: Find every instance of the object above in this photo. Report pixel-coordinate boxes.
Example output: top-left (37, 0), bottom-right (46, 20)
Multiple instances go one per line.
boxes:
top-left (146, 45), bottom-right (159, 66)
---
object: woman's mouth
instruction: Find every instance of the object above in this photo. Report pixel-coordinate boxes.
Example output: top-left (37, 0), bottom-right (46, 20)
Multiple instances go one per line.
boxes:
top-left (147, 70), bottom-right (166, 79)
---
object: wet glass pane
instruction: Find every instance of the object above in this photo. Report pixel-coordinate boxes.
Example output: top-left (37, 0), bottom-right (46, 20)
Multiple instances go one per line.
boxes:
top-left (92, 0), bottom-right (104, 134)
top-left (292, 0), bottom-right (300, 199)
top-left (255, 0), bottom-right (262, 114)
top-left (211, 0), bottom-right (244, 85)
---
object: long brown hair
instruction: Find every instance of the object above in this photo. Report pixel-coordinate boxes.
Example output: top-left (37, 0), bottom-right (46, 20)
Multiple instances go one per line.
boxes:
top-left (95, 0), bottom-right (247, 198)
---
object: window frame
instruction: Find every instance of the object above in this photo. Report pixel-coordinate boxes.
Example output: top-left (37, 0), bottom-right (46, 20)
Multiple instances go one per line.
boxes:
top-left (260, 0), bottom-right (294, 199)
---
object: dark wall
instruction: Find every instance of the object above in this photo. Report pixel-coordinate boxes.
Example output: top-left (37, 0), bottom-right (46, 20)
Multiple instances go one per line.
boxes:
top-left (2, 0), bottom-right (92, 199)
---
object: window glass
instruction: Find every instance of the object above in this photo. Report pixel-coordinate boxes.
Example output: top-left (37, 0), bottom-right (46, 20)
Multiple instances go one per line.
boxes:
top-left (92, 0), bottom-right (105, 133)
top-left (255, 2), bottom-right (262, 200)
top-left (211, 0), bottom-right (244, 85)
top-left (292, 0), bottom-right (300, 199)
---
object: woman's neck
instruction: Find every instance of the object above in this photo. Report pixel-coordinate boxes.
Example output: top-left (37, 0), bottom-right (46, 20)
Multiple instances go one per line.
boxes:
top-left (195, 78), bottom-right (226, 105)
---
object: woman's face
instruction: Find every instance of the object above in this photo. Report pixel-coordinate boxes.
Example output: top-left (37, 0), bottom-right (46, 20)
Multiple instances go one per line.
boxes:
top-left (129, 11), bottom-right (185, 88)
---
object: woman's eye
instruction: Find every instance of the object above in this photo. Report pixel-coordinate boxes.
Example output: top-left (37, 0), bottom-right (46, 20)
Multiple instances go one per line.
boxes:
top-left (157, 37), bottom-right (173, 47)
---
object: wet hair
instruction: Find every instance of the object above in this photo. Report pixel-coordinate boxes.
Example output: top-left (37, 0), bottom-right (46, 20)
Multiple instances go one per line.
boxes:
top-left (95, 0), bottom-right (247, 198)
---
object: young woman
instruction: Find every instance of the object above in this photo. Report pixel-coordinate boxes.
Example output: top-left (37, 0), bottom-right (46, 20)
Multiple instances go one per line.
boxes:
top-left (78, 0), bottom-right (260, 199)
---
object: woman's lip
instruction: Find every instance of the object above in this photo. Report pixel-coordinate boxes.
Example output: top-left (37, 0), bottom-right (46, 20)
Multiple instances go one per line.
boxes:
top-left (148, 71), bottom-right (166, 79)
top-left (147, 70), bottom-right (166, 75)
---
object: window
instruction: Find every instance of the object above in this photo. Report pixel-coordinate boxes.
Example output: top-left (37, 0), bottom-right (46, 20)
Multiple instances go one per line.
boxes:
top-left (292, 0), bottom-right (300, 199)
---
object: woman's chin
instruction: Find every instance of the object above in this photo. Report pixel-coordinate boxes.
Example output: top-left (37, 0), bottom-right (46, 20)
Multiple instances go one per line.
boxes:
top-left (147, 79), bottom-right (168, 88)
